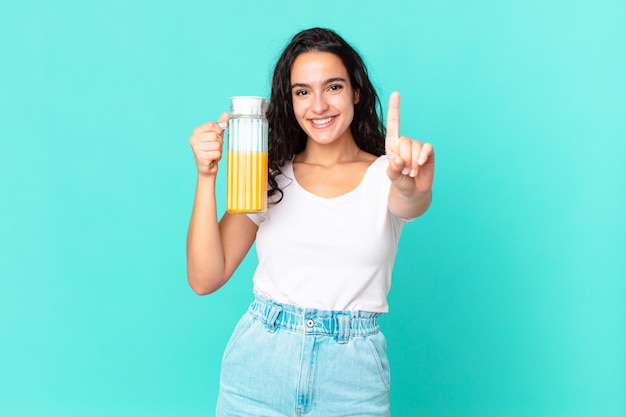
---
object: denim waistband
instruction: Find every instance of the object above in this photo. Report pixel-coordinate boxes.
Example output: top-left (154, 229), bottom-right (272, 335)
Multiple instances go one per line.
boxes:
top-left (247, 293), bottom-right (380, 343)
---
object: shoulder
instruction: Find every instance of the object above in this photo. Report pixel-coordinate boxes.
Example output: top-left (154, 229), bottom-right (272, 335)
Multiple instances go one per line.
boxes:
top-left (369, 154), bottom-right (389, 172)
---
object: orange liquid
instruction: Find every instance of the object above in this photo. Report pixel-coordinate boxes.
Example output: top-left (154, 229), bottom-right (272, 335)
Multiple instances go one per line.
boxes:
top-left (227, 151), bottom-right (268, 213)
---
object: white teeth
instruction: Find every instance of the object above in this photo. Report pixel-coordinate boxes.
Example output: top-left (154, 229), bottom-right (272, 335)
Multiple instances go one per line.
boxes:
top-left (311, 117), bottom-right (333, 125)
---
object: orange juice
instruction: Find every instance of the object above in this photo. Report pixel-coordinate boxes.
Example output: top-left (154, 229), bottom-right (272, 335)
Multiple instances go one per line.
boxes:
top-left (227, 150), bottom-right (268, 213)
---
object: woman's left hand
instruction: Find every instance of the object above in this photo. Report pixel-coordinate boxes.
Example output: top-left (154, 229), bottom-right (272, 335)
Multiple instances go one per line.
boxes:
top-left (385, 92), bottom-right (435, 198)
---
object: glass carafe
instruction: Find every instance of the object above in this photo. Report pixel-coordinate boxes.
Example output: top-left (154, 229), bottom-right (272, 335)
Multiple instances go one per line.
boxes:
top-left (226, 96), bottom-right (268, 213)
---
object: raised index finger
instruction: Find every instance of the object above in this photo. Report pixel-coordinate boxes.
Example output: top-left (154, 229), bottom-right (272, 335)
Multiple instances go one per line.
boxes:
top-left (386, 91), bottom-right (401, 140)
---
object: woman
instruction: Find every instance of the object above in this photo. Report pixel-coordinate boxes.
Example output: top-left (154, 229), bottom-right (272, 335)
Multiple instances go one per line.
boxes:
top-left (187, 27), bottom-right (434, 416)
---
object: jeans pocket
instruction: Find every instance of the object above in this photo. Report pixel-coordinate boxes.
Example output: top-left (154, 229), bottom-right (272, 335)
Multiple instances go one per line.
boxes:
top-left (364, 331), bottom-right (391, 390)
top-left (222, 313), bottom-right (254, 362)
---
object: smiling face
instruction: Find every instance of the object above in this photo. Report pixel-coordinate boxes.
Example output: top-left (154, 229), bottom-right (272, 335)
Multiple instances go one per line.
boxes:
top-left (290, 51), bottom-right (359, 148)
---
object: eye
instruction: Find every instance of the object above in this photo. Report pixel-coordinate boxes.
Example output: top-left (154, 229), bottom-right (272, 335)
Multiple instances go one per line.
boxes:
top-left (294, 90), bottom-right (308, 97)
top-left (328, 84), bottom-right (343, 92)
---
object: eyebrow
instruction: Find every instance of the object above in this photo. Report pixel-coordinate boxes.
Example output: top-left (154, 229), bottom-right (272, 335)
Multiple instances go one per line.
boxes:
top-left (290, 77), bottom-right (348, 89)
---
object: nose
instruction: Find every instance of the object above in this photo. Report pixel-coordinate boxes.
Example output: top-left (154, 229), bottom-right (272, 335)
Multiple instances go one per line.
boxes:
top-left (312, 93), bottom-right (329, 114)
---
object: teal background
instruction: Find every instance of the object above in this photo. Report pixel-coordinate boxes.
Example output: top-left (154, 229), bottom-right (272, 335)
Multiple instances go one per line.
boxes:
top-left (1, 0), bottom-right (624, 416)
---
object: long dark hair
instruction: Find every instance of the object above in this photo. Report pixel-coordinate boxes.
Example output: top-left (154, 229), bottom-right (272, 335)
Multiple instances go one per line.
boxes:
top-left (267, 27), bottom-right (386, 202)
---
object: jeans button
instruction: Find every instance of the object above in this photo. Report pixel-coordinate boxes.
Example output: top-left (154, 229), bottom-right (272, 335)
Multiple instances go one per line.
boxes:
top-left (306, 319), bottom-right (315, 328)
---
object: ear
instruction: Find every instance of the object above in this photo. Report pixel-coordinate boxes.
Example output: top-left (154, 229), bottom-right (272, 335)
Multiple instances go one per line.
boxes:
top-left (354, 89), bottom-right (360, 104)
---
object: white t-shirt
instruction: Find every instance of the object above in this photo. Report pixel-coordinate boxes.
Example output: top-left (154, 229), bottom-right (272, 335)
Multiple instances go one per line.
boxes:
top-left (247, 155), bottom-right (410, 312)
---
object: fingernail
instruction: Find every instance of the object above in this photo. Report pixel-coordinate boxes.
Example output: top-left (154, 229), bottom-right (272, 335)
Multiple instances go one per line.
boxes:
top-left (217, 121), bottom-right (228, 130)
top-left (401, 167), bottom-right (410, 176)
top-left (410, 169), bottom-right (417, 177)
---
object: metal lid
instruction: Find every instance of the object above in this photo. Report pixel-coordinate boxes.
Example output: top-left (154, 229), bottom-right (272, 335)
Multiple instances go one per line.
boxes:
top-left (230, 96), bottom-right (268, 117)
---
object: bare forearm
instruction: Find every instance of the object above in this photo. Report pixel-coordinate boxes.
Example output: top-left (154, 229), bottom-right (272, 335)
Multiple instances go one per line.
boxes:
top-left (186, 175), bottom-right (227, 295)
top-left (389, 187), bottom-right (432, 220)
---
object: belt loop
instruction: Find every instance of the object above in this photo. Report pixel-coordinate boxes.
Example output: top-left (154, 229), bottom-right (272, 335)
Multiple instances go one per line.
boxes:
top-left (266, 305), bottom-right (282, 332)
top-left (337, 314), bottom-right (350, 344)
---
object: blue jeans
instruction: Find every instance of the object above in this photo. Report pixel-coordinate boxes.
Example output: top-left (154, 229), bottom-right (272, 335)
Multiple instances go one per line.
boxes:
top-left (216, 294), bottom-right (391, 417)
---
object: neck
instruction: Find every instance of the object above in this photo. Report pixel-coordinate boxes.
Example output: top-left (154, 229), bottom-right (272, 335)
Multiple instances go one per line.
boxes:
top-left (295, 136), bottom-right (363, 166)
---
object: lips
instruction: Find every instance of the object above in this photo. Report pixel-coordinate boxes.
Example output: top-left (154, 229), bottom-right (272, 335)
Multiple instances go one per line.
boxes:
top-left (309, 116), bottom-right (335, 127)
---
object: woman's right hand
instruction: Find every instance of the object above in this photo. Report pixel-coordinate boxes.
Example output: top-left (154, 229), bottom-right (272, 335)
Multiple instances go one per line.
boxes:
top-left (189, 112), bottom-right (230, 177)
